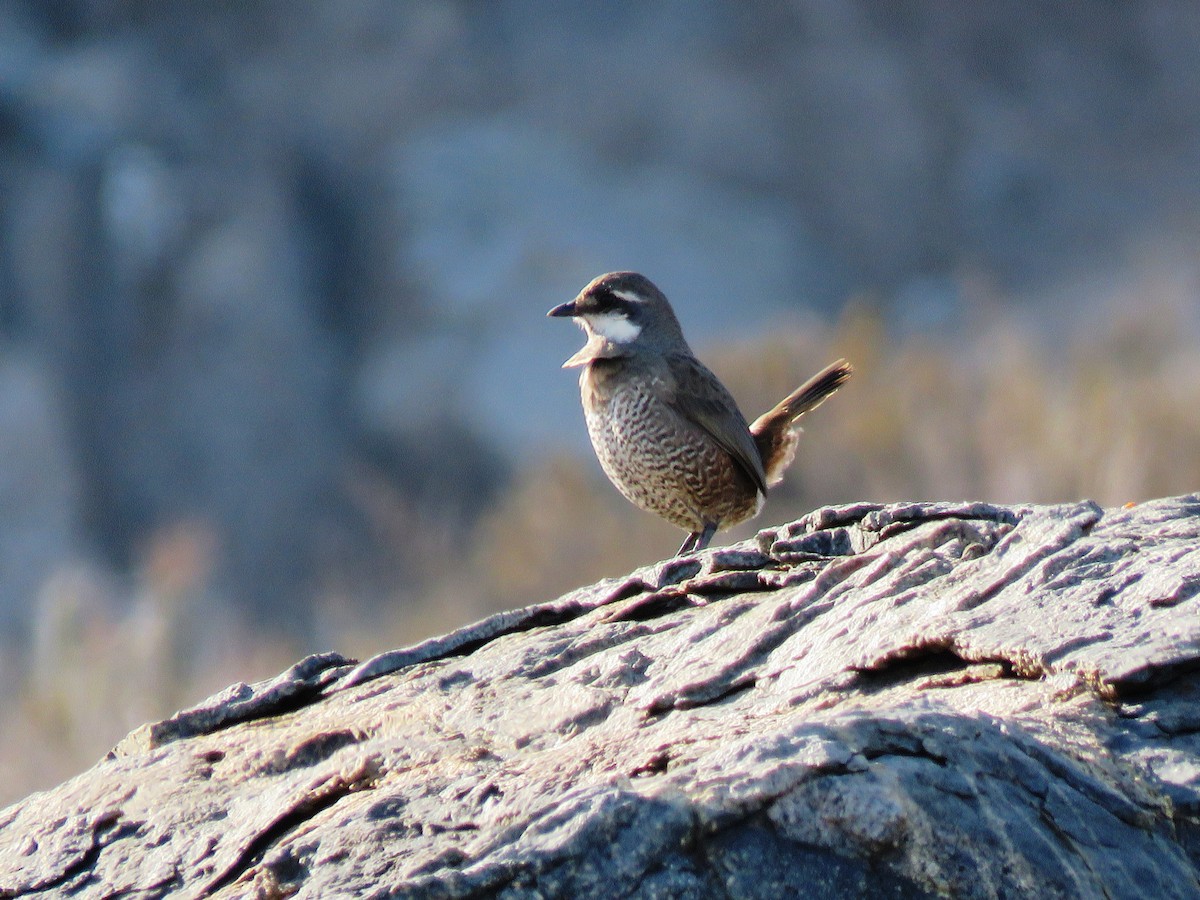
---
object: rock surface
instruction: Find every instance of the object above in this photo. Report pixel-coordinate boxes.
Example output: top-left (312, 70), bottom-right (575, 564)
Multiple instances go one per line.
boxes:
top-left (2, 497), bottom-right (1200, 898)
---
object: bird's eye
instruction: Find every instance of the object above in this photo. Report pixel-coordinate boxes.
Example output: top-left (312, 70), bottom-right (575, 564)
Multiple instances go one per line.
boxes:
top-left (590, 287), bottom-right (621, 312)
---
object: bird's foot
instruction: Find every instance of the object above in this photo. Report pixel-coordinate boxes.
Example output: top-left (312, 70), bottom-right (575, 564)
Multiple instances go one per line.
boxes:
top-left (676, 522), bottom-right (717, 556)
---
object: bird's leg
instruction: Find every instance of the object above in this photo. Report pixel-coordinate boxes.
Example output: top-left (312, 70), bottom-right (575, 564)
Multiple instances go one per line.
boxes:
top-left (677, 522), bottom-right (718, 555)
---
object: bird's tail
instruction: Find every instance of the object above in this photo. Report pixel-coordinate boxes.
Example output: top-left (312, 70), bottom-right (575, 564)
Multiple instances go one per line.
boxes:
top-left (750, 358), bottom-right (853, 485)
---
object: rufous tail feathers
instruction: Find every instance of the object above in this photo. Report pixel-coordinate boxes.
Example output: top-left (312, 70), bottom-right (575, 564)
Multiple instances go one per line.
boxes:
top-left (750, 358), bottom-right (852, 485)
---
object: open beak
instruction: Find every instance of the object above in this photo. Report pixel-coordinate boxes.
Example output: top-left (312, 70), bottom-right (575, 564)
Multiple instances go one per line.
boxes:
top-left (546, 300), bottom-right (578, 318)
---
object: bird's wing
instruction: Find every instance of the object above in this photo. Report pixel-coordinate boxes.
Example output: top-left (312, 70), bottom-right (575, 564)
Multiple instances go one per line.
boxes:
top-left (665, 351), bottom-right (768, 496)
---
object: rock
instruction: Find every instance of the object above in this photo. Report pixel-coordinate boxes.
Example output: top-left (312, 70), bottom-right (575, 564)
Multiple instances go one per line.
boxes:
top-left (2, 496), bottom-right (1199, 898)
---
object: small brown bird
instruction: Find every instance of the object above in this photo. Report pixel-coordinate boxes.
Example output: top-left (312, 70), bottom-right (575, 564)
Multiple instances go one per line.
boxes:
top-left (549, 271), bottom-right (852, 555)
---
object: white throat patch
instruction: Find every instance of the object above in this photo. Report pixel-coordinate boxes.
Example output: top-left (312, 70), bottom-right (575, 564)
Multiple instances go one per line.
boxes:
top-left (584, 311), bottom-right (642, 344)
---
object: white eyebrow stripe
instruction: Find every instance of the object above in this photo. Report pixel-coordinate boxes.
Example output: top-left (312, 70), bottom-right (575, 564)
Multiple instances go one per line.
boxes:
top-left (610, 289), bottom-right (644, 305)
top-left (585, 311), bottom-right (643, 343)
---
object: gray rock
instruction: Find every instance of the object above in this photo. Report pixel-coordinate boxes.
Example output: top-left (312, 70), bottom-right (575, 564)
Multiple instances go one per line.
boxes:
top-left (2, 496), bottom-right (1200, 898)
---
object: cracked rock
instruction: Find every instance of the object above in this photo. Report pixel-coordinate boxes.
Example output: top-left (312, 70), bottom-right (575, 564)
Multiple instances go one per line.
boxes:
top-left (2, 497), bottom-right (1200, 898)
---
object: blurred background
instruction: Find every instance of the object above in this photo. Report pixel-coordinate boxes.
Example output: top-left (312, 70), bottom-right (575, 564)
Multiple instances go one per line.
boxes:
top-left (1, 1), bottom-right (1199, 804)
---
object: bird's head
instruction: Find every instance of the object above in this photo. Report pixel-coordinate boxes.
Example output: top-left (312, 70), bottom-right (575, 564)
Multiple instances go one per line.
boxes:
top-left (547, 272), bottom-right (686, 368)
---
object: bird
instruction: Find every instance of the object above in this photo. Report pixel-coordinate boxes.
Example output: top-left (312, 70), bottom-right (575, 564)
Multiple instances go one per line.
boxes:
top-left (548, 271), bottom-right (852, 556)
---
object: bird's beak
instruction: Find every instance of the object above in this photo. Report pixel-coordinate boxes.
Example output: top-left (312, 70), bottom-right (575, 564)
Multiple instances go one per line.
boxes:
top-left (547, 300), bottom-right (578, 318)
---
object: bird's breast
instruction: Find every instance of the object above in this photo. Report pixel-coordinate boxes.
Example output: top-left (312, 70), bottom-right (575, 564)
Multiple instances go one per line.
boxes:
top-left (578, 357), bottom-right (625, 410)
top-left (577, 360), bottom-right (760, 532)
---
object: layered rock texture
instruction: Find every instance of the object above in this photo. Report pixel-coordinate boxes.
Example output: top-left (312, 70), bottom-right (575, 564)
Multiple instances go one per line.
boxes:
top-left (3, 496), bottom-right (1200, 898)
